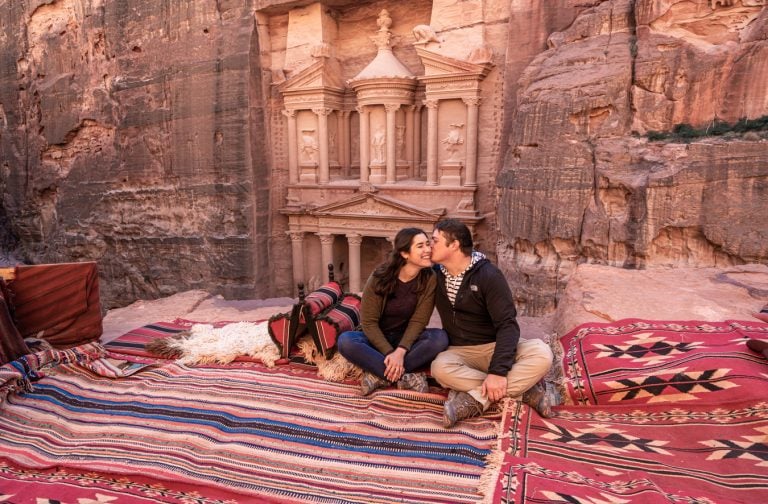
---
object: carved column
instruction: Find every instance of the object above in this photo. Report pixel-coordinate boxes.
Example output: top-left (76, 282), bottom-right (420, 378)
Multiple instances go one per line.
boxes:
top-left (287, 231), bottom-right (305, 291)
top-left (413, 105), bottom-right (422, 178)
top-left (313, 108), bottom-right (332, 185)
top-left (341, 110), bottom-right (351, 177)
top-left (425, 99), bottom-right (439, 186)
top-left (385, 104), bottom-right (399, 184)
top-left (346, 234), bottom-right (363, 292)
top-left (357, 106), bottom-right (370, 183)
top-left (405, 105), bottom-right (415, 178)
top-left (282, 109), bottom-right (298, 184)
top-left (317, 232), bottom-right (334, 283)
top-left (463, 97), bottom-right (481, 187)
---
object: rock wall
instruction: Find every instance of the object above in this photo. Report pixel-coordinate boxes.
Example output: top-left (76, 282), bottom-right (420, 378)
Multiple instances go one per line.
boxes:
top-left (0, 0), bottom-right (269, 308)
top-left (1, 0), bottom-right (766, 312)
top-left (497, 0), bottom-right (768, 315)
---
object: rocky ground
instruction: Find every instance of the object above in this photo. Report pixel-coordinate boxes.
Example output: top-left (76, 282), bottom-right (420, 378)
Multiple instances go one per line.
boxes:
top-left (101, 263), bottom-right (768, 344)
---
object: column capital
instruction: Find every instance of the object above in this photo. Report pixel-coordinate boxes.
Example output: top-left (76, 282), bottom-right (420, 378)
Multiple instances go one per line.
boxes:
top-left (312, 107), bottom-right (333, 116)
top-left (356, 105), bottom-right (369, 115)
top-left (286, 231), bottom-right (304, 242)
top-left (346, 234), bottom-right (363, 246)
top-left (316, 232), bottom-right (334, 244)
top-left (384, 104), bottom-right (400, 113)
top-left (282, 109), bottom-right (297, 118)
top-left (423, 99), bottom-right (439, 109)
top-left (462, 97), bottom-right (482, 107)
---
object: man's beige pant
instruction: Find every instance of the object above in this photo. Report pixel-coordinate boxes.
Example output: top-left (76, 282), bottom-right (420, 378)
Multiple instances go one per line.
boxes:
top-left (430, 338), bottom-right (553, 410)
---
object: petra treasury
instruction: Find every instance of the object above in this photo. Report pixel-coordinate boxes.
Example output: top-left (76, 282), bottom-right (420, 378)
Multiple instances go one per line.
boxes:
top-left (278, 6), bottom-right (494, 293)
top-left (1, 1), bottom-right (768, 502)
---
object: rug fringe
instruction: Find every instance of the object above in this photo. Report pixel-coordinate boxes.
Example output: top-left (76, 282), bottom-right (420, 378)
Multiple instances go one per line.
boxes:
top-left (476, 397), bottom-right (512, 503)
top-left (295, 335), bottom-right (362, 382)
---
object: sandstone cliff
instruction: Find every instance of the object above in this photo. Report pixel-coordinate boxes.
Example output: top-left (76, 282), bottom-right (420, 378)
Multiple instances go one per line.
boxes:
top-left (1, 0), bottom-right (766, 313)
top-left (497, 0), bottom-right (768, 315)
top-left (0, 0), bottom-right (270, 307)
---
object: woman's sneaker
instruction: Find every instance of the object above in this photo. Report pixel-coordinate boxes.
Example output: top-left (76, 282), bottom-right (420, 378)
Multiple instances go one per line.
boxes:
top-left (397, 372), bottom-right (429, 393)
top-left (360, 372), bottom-right (390, 396)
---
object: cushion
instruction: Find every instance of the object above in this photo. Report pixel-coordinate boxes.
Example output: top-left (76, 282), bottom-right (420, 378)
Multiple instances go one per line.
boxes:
top-left (308, 293), bottom-right (361, 358)
top-left (9, 262), bottom-right (103, 347)
top-left (303, 281), bottom-right (343, 319)
top-left (0, 278), bottom-right (29, 365)
top-left (268, 282), bottom-right (342, 359)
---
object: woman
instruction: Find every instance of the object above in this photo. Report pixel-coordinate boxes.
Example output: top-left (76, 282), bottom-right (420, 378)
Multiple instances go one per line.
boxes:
top-left (337, 228), bottom-right (449, 395)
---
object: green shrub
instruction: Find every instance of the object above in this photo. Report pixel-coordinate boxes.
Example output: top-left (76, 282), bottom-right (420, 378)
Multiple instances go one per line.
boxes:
top-left (646, 115), bottom-right (768, 142)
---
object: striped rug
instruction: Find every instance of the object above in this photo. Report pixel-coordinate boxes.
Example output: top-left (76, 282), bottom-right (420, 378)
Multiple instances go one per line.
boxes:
top-left (0, 340), bottom-right (500, 503)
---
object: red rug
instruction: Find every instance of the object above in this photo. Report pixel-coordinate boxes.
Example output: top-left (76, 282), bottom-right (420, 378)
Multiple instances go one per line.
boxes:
top-left (1, 322), bottom-right (502, 503)
top-left (487, 319), bottom-right (768, 503)
top-left (561, 319), bottom-right (768, 406)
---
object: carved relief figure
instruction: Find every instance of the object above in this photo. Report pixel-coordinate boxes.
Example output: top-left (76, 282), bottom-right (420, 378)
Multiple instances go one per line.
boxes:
top-left (396, 125), bottom-right (406, 160)
top-left (329, 131), bottom-right (337, 160)
top-left (412, 24), bottom-right (439, 45)
top-left (301, 130), bottom-right (319, 163)
top-left (441, 123), bottom-right (464, 161)
top-left (371, 127), bottom-right (386, 163)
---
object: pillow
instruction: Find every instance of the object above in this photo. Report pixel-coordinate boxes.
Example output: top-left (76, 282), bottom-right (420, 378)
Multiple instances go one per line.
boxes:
top-left (268, 282), bottom-right (342, 359)
top-left (308, 293), bottom-right (361, 359)
top-left (1, 279), bottom-right (29, 365)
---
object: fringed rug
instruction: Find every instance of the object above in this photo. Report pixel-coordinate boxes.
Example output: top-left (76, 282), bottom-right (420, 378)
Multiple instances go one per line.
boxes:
top-left (488, 319), bottom-right (768, 503)
top-left (1, 335), bottom-right (501, 503)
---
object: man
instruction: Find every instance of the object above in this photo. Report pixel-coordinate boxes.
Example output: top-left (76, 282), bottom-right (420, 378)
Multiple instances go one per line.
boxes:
top-left (429, 219), bottom-right (558, 427)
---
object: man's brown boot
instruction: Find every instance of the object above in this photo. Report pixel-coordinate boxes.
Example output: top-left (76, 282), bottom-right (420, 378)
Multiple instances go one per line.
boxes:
top-left (443, 390), bottom-right (483, 428)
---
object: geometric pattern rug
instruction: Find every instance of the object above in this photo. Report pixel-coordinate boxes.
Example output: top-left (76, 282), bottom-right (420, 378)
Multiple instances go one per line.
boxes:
top-left (561, 319), bottom-right (768, 406)
top-left (0, 325), bottom-right (501, 504)
top-left (485, 319), bottom-right (768, 503)
top-left (489, 399), bottom-right (768, 503)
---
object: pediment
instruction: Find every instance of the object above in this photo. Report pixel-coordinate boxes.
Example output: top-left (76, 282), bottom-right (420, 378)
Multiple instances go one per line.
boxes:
top-left (278, 58), bottom-right (345, 94)
top-left (415, 46), bottom-right (492, 79)
top-left (311, 193), bottom-right (443, 219)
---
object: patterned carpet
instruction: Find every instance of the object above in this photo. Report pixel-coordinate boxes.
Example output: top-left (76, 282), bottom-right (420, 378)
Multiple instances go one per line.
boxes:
top-left (0, 321), bottom-right (500, 504)
top-left (489, 319), bottom-right (768, 503)
top-left (3, 319), bottom-right (767, 503)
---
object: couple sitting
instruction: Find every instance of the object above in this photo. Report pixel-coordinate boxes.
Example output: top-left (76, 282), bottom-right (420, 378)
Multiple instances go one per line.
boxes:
top-left (337, 219), bottom-right (558, 428)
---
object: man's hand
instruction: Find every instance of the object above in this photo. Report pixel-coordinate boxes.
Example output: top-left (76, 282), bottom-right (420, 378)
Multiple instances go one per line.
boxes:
top-left (481, 374), bottom-right (507, 402)
top-left (383, 347), bottom-right (406, 382)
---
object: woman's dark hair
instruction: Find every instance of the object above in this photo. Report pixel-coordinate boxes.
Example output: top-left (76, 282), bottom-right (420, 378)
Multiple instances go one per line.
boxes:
top-left (372, 227), bottom-right (431, 296)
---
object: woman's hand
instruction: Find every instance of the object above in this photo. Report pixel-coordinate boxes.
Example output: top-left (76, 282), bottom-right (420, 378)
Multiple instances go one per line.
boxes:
top-left (383, 347), bottom-right (407, 382)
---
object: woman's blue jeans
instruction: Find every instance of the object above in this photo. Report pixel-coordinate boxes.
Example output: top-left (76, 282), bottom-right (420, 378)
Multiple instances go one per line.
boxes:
top-left (337, 328), bottom-right (449, 379)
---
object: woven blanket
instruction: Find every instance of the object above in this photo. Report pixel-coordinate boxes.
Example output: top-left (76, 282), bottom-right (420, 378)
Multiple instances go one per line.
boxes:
top-left (486, 319), bottom-right (768, 503)
top-left (561, 319), bottom-right (768, 406)
top-left (0, 341), bottom-right (500, 503)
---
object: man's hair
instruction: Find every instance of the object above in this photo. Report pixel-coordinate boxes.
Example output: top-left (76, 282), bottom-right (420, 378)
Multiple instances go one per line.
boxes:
top-left (435, 219), bottom-right (473, 256)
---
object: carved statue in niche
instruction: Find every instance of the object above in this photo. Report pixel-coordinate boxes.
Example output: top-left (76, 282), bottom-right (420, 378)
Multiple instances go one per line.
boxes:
top-left (329, 130), bottom-right (337, 160)
top-left (441, 123), bottom-right (464, 161)
top-left (301, 129), bottom-right (319, 163)
top-left (371, 126), bottom-right (386, 163)
top-left (396, 125), bottom-right (405, 160)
